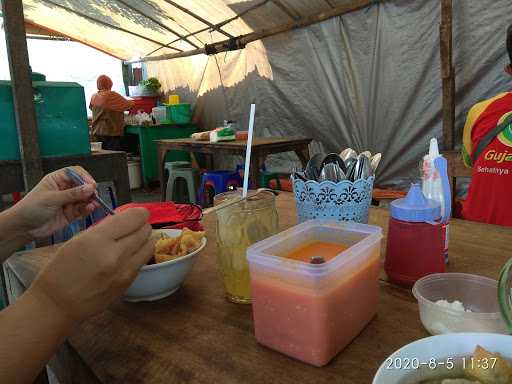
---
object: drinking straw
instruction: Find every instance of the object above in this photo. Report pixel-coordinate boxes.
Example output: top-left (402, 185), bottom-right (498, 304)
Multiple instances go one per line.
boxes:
top-left (242, 104), bottom-right (256, 198)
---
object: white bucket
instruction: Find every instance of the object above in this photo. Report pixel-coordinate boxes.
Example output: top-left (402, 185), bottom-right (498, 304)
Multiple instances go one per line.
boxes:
top-left (90, 141), bottom-right (102, 152)
top-left (128, 160), bottom-right (143, 190)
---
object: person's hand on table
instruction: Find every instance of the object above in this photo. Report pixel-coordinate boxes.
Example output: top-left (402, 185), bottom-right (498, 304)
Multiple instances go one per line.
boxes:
top-left (0, 166), bottom-right (155, 383)
top-left (0, 207), bottom-right (154, 384)
top-left (28, 208), bottom-right (154, 325)
top-left (9, 166), bottom-right (100, 240)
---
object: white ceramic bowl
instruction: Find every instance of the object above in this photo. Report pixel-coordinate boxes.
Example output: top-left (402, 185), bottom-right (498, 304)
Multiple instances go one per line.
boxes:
top-left (373, 333), bottom-right (512, 383)
top-left (124, 229), bottom-right (206, 302)
top-left (412, 273), bottom-right (508, 335)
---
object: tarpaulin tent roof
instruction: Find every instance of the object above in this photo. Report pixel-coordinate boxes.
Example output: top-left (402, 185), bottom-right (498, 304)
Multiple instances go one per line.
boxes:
top-left (16, 0), bottom-right (361, 61)
top-left (25, 21), bottom-right (67, 39)
top-left (5, 0), bottom-right (512, 189)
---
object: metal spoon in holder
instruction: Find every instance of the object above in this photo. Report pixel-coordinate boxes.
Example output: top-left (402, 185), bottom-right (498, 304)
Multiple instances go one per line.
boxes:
top-left (305, 153), bottom-right (324, 181)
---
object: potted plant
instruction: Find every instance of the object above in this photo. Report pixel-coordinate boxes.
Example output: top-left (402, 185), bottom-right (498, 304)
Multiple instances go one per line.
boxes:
top-left (128, 77), bottom-right (161, 97)
top-left (140, 77), bottom-right (161, 92)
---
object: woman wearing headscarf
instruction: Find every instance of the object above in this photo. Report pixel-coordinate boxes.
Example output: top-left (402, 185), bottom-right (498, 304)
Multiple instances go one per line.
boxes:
top-left (90, 75), bottom-right (134, 151)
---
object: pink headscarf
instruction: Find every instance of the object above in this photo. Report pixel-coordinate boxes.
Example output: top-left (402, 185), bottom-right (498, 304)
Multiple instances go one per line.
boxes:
top-left (90, 75), bottom-right (134, 112)
top-left (97, 74), bottom-right (113, 91)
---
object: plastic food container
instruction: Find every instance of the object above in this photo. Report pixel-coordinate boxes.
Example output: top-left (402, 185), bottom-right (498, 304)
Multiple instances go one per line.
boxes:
top-left (412, 273), bottom-right (509, 335)
top-left (152, 106), bottom-right (167, 124)
top-left (247, 220), bottom-right (382, 366)
top-left (90, 141), bottom-right (102, 152)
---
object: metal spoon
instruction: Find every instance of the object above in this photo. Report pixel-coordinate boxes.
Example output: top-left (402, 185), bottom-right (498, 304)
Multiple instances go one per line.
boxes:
top-left (340, 148), bottom-right (357, 162)
top-left (305, 153), bottom-right (324, 181)
top-left (362, 156), bottom-right (373, 178)
top-left (291, 165), bottom-right (308, 182)
top-left (370, 153), bottom-right (382, 173)
top-left (334, 164), bottom-right (346, 181)
top-left (354, 154), bottom-right (372, 180)
top-left (64, 168), bottom-right (115, 215)
top-left (292, 171), bottom-right (308, 182)
top-left (360, 150), bottom-right (372, 159)
top-left (318, 165), bottom-right (329, 182)
top-left (321, 153), bottom-right (347, 174)
top-left (319, 163), bottom-right (345, 182)
top-left (345, 157), bottom-right (357, 181)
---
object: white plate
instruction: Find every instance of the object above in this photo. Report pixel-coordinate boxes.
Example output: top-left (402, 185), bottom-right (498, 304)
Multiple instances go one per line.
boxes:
top-left (373, 333), bottom-right (512, 383)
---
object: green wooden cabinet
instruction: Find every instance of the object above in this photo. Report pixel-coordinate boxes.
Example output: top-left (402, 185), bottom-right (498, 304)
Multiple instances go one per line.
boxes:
top-left (0, 80), bottom-right (90, 160)
top-left (125, 124), bottom-right (198, 186)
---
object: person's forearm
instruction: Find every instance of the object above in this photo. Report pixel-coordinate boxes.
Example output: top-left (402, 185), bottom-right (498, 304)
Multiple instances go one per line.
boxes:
top-left (0, 207), bottom-right (32, 263)
top-left (0, 289), bottom-right (74, 384)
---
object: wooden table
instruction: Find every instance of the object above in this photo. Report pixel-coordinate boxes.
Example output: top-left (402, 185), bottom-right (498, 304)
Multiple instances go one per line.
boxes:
top-left (0, 150), bottom-right (131, 209)
top-left (156, 137), bottom-right (312, 200)
top-left (4, 194), bottom-right (511, 384)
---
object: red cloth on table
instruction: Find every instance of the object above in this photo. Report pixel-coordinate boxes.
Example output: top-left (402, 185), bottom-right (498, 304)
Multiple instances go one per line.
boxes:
top-left (116, 202), bottom-right (203, 231)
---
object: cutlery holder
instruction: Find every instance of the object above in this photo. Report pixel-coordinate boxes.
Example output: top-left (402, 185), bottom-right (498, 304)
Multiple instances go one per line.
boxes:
top-left (292, 176), bottom-right (375, 224)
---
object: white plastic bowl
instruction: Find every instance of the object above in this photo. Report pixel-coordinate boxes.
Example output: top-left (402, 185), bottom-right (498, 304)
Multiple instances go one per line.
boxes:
top-left (373, 333), bottom-right (512, 383)
top-left (124, 229), bottom-right (206, 302)
top-left (412, 273), bottom-right (508, 335)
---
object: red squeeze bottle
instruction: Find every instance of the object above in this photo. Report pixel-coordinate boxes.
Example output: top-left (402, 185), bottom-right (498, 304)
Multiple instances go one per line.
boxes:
top-left (385, 183), bottom-right (446, 287)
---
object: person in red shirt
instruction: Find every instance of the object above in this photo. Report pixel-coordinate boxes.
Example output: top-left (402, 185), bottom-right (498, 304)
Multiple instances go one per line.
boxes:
top-left (461, 25), bottom-right (512, 226)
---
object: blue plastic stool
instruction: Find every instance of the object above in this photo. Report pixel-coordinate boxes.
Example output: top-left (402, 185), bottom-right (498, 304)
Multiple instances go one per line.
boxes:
top-left (235, 163), bottom-right (267, 176)
top-left (198, 171), bottom-right (242, 206)
top-left (235, 163), bottom-right (267, 188)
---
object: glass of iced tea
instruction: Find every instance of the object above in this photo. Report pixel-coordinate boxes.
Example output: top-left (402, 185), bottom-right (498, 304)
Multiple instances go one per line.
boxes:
top-left (214, 190), bottom-right (278, 304)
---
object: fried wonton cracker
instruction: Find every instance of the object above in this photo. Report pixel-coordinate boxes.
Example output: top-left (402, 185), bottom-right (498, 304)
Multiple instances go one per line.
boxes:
top-left (153, 228), bottom-right (205, 264)
top-left (464, 345), bottom-right (512, 384)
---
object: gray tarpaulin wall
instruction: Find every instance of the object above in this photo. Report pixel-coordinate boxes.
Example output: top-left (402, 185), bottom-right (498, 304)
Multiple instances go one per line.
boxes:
top-left (17, 0), bottom-right (512, 188)
top-left (145, 0), bottom-right (512, 189)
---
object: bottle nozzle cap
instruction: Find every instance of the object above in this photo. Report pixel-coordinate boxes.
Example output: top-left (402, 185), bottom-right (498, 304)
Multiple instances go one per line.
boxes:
top-left (429, 138), bottom-right (440, 158)
top-left (390, 183), bottom-right (441, 222)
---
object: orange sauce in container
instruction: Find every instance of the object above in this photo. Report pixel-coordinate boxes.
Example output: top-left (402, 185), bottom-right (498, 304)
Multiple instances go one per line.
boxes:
top-left (283, 241), bottom-right (348, 263)
top-left (247, 222), bottom-right (382, 367)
